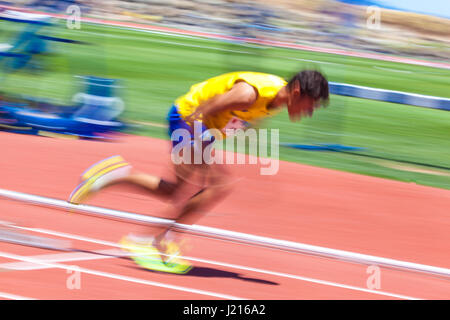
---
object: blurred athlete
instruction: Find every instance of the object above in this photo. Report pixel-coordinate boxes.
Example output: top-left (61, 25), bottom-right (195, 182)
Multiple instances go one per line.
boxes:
top-left (68, 70), bottom-right (329, 273)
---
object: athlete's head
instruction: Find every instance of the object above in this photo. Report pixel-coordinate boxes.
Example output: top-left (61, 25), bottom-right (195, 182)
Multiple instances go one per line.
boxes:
top-left (286, 70), bottom-right (329, 121)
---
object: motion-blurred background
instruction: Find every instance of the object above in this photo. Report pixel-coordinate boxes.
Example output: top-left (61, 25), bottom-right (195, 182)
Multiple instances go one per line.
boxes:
top-left (1, 0), bottom-right (449, 189)
top-left (8, 0), bottom-right (449, 60)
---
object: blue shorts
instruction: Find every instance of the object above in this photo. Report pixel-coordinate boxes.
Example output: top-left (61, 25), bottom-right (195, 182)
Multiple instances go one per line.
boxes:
top-left (167, 105), bottom-right (215, 150)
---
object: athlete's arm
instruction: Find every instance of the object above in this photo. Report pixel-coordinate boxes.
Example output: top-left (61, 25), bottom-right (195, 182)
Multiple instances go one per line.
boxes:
top-left (185, 81), bottom-right (257, 123)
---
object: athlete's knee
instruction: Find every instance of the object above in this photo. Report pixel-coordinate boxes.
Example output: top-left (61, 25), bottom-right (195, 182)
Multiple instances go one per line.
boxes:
top-left (157, 178), bottom-right (179, 196)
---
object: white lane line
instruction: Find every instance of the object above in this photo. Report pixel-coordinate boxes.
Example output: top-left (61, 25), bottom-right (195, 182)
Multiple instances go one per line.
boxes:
top-left (373, 66), bottom-right (413, 73)
top-left (0, 249), bottom-right (121, 271)
top-left (4, 225), bottom-right (422, 300)
top-left (0, 292), bottom-right (36, 300)
top-left (1, 188), bottom-right (449, 278)
top-left (183, 255), bottom-right (420, 300)
top-left (0, 250), bottom-right (245, 300)
top-left (373, 66), bottom-right (449, 76)
top-left (0, 247), bottom-right (168, 271)
top-left (285, 56), bottom-right (338, 65)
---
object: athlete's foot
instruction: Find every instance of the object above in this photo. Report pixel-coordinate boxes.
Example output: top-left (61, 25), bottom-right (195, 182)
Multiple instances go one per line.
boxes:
top-left (121, 233), bottom-right (175, 263)
top-left (68, 157), bottom-right (132, 205)
top-left (152, 231), bottom-right (192, 265)
top-left (120, 233), bottom-right (192, 274)
top-left (152, 237), bottom-right (168, 262)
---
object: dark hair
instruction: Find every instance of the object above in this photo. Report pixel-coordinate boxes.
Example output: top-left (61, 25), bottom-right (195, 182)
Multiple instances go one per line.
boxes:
top-left (287, 70), bottom-right (329, 106)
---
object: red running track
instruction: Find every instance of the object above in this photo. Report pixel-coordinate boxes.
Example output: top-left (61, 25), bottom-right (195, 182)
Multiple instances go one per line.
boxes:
top-left (0, 132), bottom-right (449, 299)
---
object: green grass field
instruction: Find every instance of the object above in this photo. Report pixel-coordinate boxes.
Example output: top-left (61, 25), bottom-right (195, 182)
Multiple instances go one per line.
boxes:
top-left (1, 20), bottom-right (450, 189)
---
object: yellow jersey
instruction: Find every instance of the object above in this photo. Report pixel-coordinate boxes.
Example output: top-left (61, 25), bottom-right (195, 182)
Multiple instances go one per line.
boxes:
top-left (175, 72), bottom-right (287, 136)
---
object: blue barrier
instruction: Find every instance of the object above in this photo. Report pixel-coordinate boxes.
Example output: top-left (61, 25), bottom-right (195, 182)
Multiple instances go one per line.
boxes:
top-left (281, 143), bottom-right (366, 152)
top-left (329, 82), bottom-right (450, 111)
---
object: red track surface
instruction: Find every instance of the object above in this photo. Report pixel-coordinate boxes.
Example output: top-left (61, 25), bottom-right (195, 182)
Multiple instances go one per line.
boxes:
top-left (0, 132), bottom-right (449, 299)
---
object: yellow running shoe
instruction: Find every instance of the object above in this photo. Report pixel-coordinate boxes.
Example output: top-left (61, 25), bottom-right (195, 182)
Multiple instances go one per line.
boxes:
top-left (155, 237), bottom-right (193, 273)
top-left (80, 155), bottom-right (127, 181)
top-left (68, 158), bottom-right (132, 205)
top-left (119, 235), bottom-right (162, 263)
top-left (119, 235), bottom-right (193, 274)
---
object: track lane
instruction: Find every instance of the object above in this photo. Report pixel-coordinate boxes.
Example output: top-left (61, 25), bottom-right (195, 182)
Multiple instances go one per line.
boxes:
top-left (1, 132), bottom-right (449, 299)
top-left (0, 210), bottom-right (448, 299)
top-left (1, 132), bottom-right (449, 267)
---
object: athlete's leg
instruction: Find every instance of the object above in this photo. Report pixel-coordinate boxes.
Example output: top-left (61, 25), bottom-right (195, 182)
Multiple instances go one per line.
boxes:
top-left (152, 161), bottom-right (232, 254)
top-left (70, 156), bottom-right (195, 205)
top-left (95, 168), bottom-right (189, 198)
top-left (172, 162), bottom-right (231, 224)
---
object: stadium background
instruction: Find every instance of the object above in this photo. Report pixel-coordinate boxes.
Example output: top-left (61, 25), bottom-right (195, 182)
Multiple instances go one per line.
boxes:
top-left (1, 0), bottom-right (449, 189)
